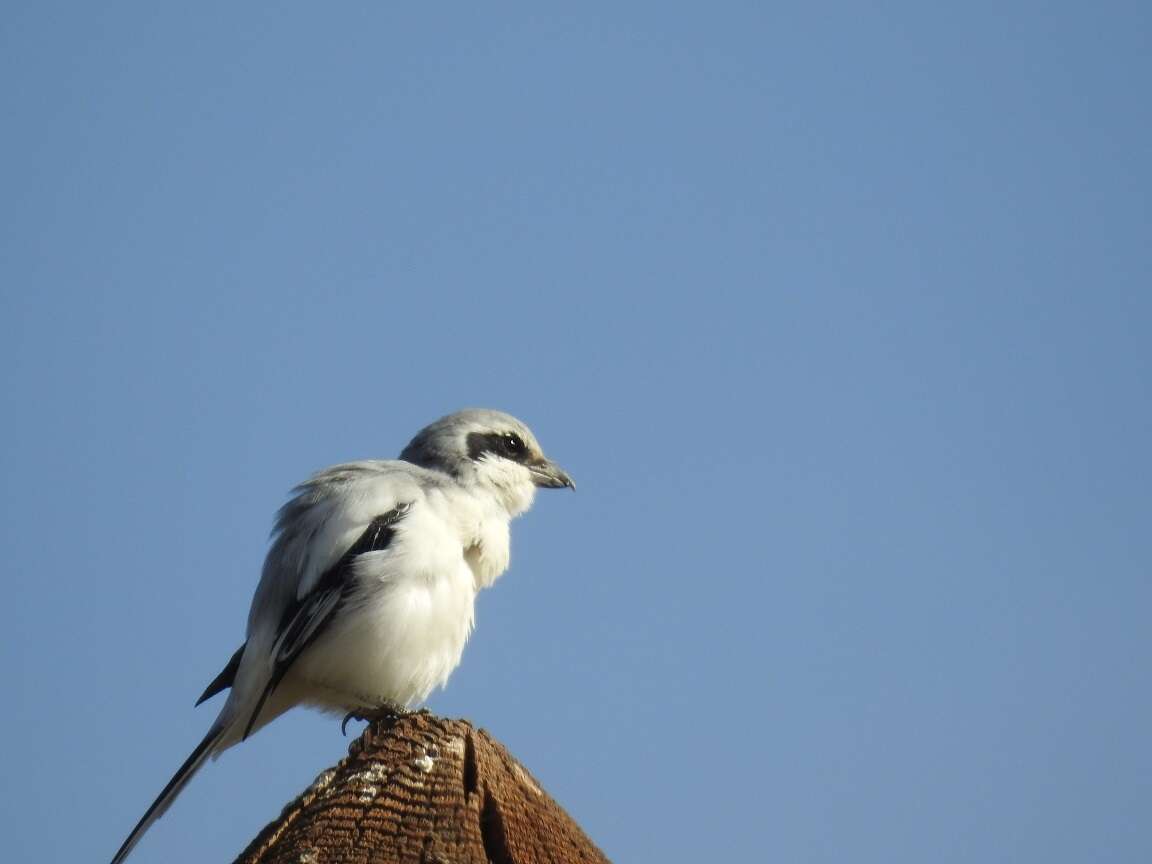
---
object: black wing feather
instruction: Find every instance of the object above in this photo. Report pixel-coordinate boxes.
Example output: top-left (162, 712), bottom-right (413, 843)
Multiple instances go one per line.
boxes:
top-left (240, 503), bottom-right (410, 740)
top-left (195, 641), bottom-right (246, 706)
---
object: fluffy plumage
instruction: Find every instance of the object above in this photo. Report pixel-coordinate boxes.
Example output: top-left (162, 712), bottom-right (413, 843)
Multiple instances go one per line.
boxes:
top-left (110, 409), bottom-right (572, 864)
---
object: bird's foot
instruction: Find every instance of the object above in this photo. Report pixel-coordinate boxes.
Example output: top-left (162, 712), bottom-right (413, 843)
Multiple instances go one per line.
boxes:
top-left (341, 702), bottom-right (409, 736)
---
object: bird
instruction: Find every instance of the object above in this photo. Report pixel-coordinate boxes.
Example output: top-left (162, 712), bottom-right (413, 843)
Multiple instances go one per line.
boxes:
top-left (109, 408), bottom-right (573, 864)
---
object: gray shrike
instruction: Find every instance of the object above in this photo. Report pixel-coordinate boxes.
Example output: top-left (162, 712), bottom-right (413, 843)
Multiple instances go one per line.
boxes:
top-left (110, 409), bottom-right (573, 864)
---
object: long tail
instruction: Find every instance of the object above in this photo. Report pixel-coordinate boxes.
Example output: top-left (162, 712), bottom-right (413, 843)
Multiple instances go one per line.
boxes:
top-left (109, 723), bottom-right (226, 864)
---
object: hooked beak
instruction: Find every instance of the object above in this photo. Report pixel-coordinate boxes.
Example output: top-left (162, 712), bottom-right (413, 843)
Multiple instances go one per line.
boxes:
top-left (529, 458), bottom-right (575, 490)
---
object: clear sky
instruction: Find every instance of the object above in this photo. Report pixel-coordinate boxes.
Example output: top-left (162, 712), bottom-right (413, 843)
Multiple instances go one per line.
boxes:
top-left (2, 3), bottom-right (1150, 862)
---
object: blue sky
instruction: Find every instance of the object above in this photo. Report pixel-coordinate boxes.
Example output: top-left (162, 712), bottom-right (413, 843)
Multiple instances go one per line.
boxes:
top-left (2, 3), bottom-right (1150, 862)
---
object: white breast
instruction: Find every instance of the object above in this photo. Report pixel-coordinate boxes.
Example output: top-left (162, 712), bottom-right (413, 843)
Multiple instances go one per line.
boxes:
top-left (288, 485), bottom-right (512, 710)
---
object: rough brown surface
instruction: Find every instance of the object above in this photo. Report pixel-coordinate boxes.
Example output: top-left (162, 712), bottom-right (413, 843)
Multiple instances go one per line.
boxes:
top-left (234, 712), bottom-right (611, 864)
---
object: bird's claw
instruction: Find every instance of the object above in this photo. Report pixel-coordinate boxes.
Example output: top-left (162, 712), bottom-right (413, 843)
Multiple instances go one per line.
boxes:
top-left (341, 703), bottom-right (408, 736)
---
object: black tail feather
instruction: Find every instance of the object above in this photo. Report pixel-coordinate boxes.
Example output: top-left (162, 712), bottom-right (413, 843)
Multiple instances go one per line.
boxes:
top-left (109, 724), bottom-right (224, 864)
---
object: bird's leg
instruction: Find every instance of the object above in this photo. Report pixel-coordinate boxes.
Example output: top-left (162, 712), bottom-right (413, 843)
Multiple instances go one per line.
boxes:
top-left (341, 701), bottom-right (409, 736)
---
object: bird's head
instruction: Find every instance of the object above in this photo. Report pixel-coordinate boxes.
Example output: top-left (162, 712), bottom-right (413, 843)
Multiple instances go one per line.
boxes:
top-left (400, 409), bottom-right (573, 515)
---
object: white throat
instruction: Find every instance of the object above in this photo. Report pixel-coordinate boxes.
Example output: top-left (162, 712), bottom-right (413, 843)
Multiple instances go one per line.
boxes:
top-left (468, 456), bottom-right (538, 519)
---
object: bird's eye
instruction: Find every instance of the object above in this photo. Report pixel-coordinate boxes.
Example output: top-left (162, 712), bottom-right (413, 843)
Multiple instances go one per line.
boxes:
top-left (502, 433), bottom-right (525, 455)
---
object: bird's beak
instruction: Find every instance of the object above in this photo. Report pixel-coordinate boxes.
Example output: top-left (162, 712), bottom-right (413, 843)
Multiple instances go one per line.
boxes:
top-left (529, 458), bottom-right (575, 490)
